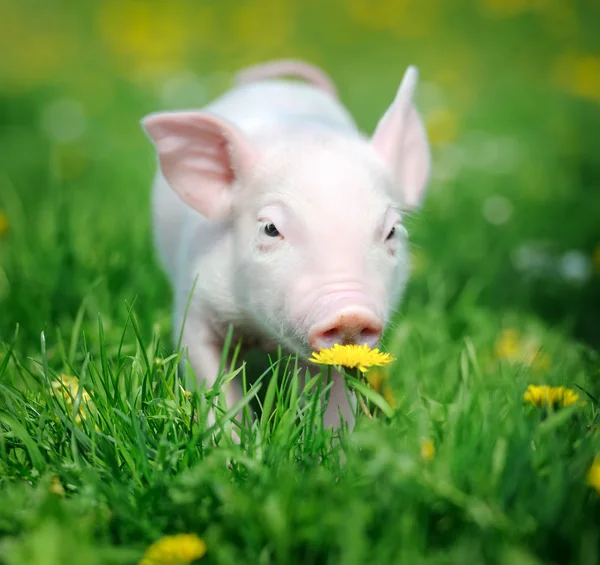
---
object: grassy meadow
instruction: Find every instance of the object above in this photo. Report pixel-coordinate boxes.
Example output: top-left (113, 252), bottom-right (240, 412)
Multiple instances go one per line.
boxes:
top-left (1, 1), bottom-right (600, 564)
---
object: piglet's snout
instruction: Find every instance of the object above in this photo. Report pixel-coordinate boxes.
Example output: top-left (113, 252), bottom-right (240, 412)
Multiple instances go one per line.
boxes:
top-left (308, 306), bottom-right (383, 351)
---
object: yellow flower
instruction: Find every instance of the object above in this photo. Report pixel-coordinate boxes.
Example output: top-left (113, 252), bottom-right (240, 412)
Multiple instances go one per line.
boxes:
top-left (0, 211), bottom-right (8, 236)
top-left (592, 243), bottom-right (600, 276)
top-left (96, 1), bottom-right (215, 81)
top-left (228, 0), bottom-right (293, 53)
top-left (51, 374), bottom-right (93, 424)
top-left (309, 344), bottom-right (396, 373)
top-left (523, 385), bottom-right (579, 408)
top-left (588, 457), bottom-right (600, 494)
top-left (494, 329), bottom-right (521, 361)
top-left (553, 53), bottom-right (600, 104)
top-left (49, 476), bottom-right (65, 497)
top-left (139, 533), bottom-right (207, 565)
top-left (494, 329), bottom-right (552, 372)
top-left (51, 375), bottom-right (92, 404)
top-left (420, 439), bottom-right (435, 462)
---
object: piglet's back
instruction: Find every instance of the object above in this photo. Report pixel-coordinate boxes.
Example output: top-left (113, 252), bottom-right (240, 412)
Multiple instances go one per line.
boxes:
top-left (203, 80), bottom-right (359, 139)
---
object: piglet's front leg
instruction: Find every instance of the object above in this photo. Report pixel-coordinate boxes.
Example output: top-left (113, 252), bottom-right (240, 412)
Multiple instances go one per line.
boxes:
top-left (323, 369), bottom-right (357, 430)
top-left (180, 319), bottom-right (245, 436)
top-left (296, 362), bottom-right (357, 431)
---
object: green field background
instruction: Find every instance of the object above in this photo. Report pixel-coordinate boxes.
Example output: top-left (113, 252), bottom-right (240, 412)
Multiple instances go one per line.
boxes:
top-left (0, 0), bottom-right (599, 351)
top-left (1, 3), bottom-right (600, 564)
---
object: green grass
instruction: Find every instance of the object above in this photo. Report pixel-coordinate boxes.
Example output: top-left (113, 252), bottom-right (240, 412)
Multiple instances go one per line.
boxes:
top-left (1, 299), bottom-right (600, 565)
top-left (2, 1), bottom-right (600, 564)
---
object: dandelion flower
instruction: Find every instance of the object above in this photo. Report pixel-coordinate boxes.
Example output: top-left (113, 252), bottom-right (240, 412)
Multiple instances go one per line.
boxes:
top-left (49, 476), bottom-right (65, 496)
top-left (139, 533), bottom-right (207, 565)
top-left (0, 211), bottom-right (8, 236)
top-left (494, 329), bottom-right (521, 360)
top-left (51, 374), bottom-right (93, 424)
top-left (51, 374), bottom-right (91, 403)
top-left (524, 385), bottom-right (579, 408)
top-left (495, 329), bottom-right (551, 372)
top-left (420, 439), bottom-right (435, 462)
top-left (593, 243), bottom-right (600, 275)
top-left (309, 344), bottom-right (396, 373)
top-left (587, 457), bottom-right (600, 494)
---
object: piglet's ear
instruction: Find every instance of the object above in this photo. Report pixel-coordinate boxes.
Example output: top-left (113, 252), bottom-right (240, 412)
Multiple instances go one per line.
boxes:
top-left (371, 66), bottom-right (431, 209)
top-left (142, 111), bottom-right (258, 220)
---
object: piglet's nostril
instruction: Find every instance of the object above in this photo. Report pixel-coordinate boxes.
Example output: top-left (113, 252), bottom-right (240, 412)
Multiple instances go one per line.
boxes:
top-left (322, 328), bottom-right (338, 341)
top-left (358, 326), bottom-right (380, 344)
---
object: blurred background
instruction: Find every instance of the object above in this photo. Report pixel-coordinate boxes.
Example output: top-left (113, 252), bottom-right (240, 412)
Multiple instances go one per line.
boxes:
top-left (0, 0), bottom-right (599, 354)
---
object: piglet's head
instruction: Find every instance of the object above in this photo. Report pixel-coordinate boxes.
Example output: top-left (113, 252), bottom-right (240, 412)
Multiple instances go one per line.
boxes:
top-left (142, 66), bottom-right (431, 357)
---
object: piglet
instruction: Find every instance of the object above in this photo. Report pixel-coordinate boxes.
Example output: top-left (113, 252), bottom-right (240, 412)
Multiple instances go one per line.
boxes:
top-left (142, 59), bottom-right (431, 430)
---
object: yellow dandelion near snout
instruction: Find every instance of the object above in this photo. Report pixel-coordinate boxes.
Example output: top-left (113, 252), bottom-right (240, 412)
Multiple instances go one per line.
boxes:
top-left (139, 533), bottom-right (207, 565)
top-left (309, 344), bottom-right (396, 373)
top-left (523, 385), bottom-right (579, 408)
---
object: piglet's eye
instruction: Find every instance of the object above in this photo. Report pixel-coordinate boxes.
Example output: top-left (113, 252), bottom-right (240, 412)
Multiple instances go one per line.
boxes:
top-left (386, 226), bottom-right (396, 241)
top-left (263, 223), bottom-right (280, 237)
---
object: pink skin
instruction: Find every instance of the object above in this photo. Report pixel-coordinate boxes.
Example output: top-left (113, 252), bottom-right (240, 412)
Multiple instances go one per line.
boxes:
top-left (230, 137), bottom-right (408, 361)
top-left (142, 59), bottom-right (431, 434)
top-left (307, 300), bottom-right (383, 351)
top-left (235, 58), bottom-right (339, 100)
